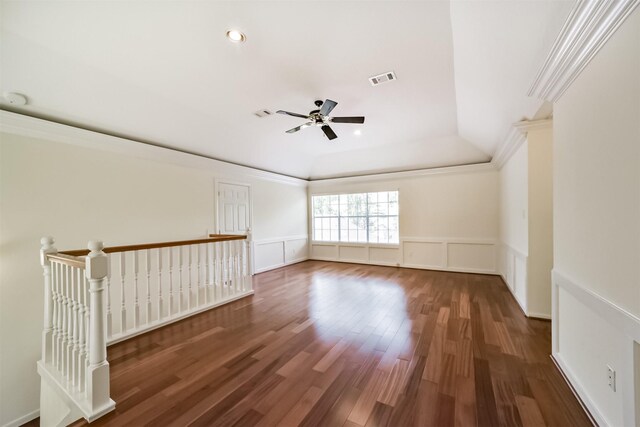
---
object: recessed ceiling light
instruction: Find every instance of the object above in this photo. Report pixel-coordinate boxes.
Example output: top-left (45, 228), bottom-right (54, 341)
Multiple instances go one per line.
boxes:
top-left (226, 30), bottom-right (246, 43)
top-left (354, 129), bottom-right (362, 136)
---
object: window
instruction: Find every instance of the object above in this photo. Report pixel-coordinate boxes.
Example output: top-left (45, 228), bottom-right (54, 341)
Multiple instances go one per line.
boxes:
top-left (312, 191), bottom-right (399, 244)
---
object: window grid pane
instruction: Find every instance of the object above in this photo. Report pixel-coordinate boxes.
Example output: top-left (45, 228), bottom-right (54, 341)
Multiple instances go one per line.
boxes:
top-left (312, 192), bottom-right (399, 244)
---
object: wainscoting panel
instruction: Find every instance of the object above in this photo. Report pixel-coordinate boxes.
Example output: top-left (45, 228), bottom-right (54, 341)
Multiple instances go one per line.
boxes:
top-left (499, 243), bottom-right (528, 315)
top-left (254, 235), bottom-right (309, 273)
top-left (552, 270), bottom-right (640, 427)
top-left (402, 241), bottom-right (444, 269)
top-left (309, 237), bottom-right (497, 275)
top-left (310, 243), bottom-right (338, 260)
top-left (447, 242), bottom-right (495, 272)
top-left (338, 245), bottom-right (368, 263)
top-left (369, 246), bottom-right (400, 266)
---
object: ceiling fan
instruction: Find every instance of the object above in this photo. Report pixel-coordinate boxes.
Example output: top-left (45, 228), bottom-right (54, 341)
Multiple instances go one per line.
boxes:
top-left (276, 99), bottom-right (365, 141)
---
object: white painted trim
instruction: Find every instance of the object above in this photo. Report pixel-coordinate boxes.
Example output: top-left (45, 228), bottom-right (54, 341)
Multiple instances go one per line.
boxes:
top-left (492, 119), bottom-right (552, 170)
top-left (252, 235), bottom-right (309, 274)
top-left (308, 162), bottom-right (495, 186)
top-left (0, 110), bottom-right (308, 187)
top-left (106, 290), bottom-right (254, 346)
top-left (553, 270), bottom-right (640, 343)
top-left (491, 126), bottom-right (526, 170)
top-left (499, 242), bottom-right (529, 315)
top-left (528, 0), bottom-right (640, 102)
top-left (552, 353), bottom-right (606, 427)
top-left (310, 237), bottom-right (498, 274)
top-left (214, 179), bottom-right (253, 235)
top-left (552, 269), bottom-right (640, 426)
top-left (1, 409), bottom-right (39, 427)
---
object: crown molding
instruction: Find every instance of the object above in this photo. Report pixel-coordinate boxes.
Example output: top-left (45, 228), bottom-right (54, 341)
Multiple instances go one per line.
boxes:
top-left (0, 110), bottom-right (309, 187)
top-left (308, 162), bottom-right (496, 187)
top-left (528, 0), bottom-right (640, 102)
top-left (491, 119), bottom-right (552, 170)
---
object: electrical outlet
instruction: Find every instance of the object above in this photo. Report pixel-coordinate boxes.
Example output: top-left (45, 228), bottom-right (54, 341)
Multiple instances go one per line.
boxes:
top-left (607, 365), bottom-right (616, 391)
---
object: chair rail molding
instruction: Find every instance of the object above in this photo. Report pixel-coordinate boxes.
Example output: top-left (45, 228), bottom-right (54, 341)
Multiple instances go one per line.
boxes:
top-left (552, 269), bottom-right (640, 427)
top-left (528, 0), bottom-right (640, 102)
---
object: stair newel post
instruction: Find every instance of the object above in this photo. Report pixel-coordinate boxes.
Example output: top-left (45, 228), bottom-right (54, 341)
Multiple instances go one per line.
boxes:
top-left (85, 240), bottom-right (112, 413)
top-left (40, 237), bottom-right (57, 364)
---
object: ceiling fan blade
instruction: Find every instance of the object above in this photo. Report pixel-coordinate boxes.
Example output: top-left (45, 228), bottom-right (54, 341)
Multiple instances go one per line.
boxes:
top-left (331, 116), bottom-right (365, 124)
top-left (319, 99), bottom-right (338, 116)
top-left (277, 110), bottom-right (309, 119)
top-left (286, 122), bottom-right (312, 134)
top-left (321, 125), bottom-right (338, 140)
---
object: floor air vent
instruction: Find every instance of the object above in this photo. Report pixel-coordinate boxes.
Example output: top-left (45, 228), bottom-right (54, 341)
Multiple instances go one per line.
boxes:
top-left (369, 71), bottom-right (397, 86)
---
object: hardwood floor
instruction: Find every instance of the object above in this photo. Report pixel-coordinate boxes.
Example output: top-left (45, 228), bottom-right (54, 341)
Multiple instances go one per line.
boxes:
top-left (69, 261), bottom-right (590, 427)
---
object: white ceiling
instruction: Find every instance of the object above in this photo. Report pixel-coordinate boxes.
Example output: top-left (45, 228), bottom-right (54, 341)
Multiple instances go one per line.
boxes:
top-left (0, 1), bottom-right (574, 180)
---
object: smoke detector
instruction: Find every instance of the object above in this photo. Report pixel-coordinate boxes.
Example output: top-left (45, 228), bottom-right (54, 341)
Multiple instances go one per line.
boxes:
top-left (254, 109), bottom-right (273, 118)
top-left (3, 92), bottom-right (28, 106)
top-left (368, 71), bottom-right (397, 86)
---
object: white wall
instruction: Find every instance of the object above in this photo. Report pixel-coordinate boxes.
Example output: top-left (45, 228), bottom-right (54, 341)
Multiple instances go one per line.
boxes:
top-left (498, 141), bottom-right (529, 309)
top-left (497, 125), bottom-right (553, 319)
top-left (308, 165), bottom-right (500, 273)
top-left (526, 127), bottom-right (553, 318)
top-left (553, 7), bottom-right (640, 426)
top-left (0, 121), bottom-right (308, 426)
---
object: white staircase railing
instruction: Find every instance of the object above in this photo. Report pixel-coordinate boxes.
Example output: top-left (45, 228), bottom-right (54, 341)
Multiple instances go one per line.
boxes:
top-left (37, 232), bottom-right (254, 426)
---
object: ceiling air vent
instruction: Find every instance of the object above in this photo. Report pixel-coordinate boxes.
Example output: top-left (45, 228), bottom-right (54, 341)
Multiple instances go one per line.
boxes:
top-left (369, 71), bottom-right (397, 86)
top-left (254, 109), bottom-right (273, 118)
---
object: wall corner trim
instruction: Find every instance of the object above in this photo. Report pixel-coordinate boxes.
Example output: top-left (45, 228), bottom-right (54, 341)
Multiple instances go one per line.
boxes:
top-left (491, 119), bottom-right (553, 170)
top-left (528, 0), bottom-right (640, 102)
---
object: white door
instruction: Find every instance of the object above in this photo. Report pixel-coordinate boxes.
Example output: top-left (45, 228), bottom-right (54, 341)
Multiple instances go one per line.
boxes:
top-left (217, 182), bottom-right (251, 235)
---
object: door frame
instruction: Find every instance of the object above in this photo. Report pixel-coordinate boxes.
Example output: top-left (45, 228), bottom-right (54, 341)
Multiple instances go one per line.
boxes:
top-left (214, 178), bottom-right (254, 236)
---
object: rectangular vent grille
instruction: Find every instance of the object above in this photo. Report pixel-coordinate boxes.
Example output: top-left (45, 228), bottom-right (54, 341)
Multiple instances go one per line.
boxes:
top-left (254, 109), bottom-right (273, 118)
top-left (369, 71), bottom-right (397, 86)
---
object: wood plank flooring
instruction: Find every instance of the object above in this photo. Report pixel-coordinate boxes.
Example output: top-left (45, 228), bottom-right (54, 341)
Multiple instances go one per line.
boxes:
top-left (70, 261), bottom-right (591, 427)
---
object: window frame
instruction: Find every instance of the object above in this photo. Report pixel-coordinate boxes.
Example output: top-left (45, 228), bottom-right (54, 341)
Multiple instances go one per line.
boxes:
top-left (310, 190), bottom-right (400, 246)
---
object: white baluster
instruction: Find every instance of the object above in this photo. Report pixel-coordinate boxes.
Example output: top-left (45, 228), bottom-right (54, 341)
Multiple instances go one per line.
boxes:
top-left (196, 244), bottom-right (202, 307)
top-left (40, 237), bottom-right (56, 365)
top-left (212, 242), bottom-right (218, 302)
top-left (245, 229), bottom-right (253, 291)
top-left (80, 270), bottom-right (88, 393)
top-left (238, 240), bottom-right (245, 292)
top-left (222, 241), bottom-right (229, 298)
top-left (168, 247), bottom-right (174, 318)
top-left (69, 266), bottom-right (77, 385)
top-left (178, 246), bottom-right (184, 313)
top-left (52, 262), bottom-right (59, 368)
top-left (106, 254), bottom-right (112, 340)
top-left (187, 245), bottom-right (193, 310)
top-left (62, 264), bottom-right (70, 376)
top-left (73, 268), bottom-right (85, 387)
top-left (157, 248), bottom-right (163, 320)
top-left (85, 241), bottom-right (113, 413)
top-left (133, 251), bottom-right (140, 329)
top-left (120, 252), bottom-right (127, 334)
top-left (234, 240), bottom-right (241, 295)
top-left (57, 263), bottom-right (64, 371)
top-left (145, 249), bottom-right (152, 324)
top-left (205, 242), bottom-right (210, 304)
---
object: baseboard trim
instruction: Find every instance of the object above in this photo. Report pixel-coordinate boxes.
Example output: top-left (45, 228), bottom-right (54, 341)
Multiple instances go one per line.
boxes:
top-left (1, 409), bottom-right (39, 427)
top-left (551, 353), bottom-right (602, 427)
top-left (254, 257), bottom-right (309, 274)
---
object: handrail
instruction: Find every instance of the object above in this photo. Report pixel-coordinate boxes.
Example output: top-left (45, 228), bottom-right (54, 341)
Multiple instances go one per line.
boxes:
top-left (60, 234), bottom-right (247, 257)
top-left (46, 253), bottom-right (86, 269)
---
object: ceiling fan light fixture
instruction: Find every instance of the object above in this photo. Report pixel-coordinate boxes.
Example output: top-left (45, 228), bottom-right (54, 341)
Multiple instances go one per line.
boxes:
top-left (226, 29), bottom-right (246, 43)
